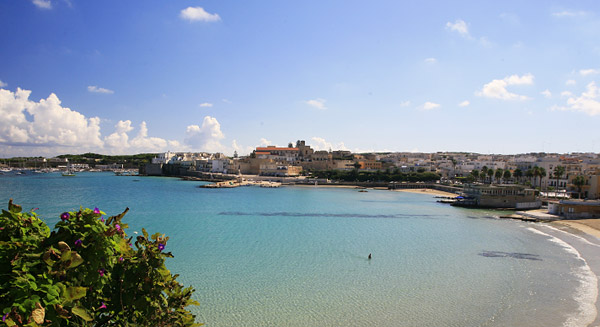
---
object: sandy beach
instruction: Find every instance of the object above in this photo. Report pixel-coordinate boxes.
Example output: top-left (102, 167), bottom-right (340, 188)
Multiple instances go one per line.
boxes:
top-left (391, 188), bottom-right (458, 198)
top-left (552, 219), bottom-right (600, 239)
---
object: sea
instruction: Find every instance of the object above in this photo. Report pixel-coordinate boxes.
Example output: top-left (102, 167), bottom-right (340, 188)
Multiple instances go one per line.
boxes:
top-left (1, 171), bottom-right (599, 327)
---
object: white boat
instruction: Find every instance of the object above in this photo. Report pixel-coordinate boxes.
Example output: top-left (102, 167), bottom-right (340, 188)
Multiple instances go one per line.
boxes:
top-left (260, 181), bottom-right (281, 188)
top-left (62, 164), bottom-right (76, 176)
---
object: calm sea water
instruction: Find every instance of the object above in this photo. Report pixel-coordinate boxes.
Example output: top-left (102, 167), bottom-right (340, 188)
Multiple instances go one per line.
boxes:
top-left (1, 172), bottom-right (599, 327)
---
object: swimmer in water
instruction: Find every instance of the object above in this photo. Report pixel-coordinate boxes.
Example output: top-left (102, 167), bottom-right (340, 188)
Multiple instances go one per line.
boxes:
top-left (368, 253), bottom-right (372, 259)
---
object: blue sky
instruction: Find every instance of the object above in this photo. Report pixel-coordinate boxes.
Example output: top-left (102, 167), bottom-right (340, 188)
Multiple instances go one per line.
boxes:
top-left (1, 1), bottom-right (600, 157)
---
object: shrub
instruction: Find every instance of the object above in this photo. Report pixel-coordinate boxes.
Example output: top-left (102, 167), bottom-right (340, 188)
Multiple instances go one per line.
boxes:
top-left (0, 200), bottom-right (201, 326)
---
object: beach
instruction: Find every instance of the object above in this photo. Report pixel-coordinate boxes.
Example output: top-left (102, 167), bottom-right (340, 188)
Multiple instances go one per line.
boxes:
top-left (391, 187), bottom-right (457, 197)
top-left (553, 219), bottom-right (600, 239)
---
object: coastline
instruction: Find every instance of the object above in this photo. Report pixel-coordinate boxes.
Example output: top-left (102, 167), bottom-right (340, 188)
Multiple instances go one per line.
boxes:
top-left (551, 219), bottom-right (600, 239)
top-left (391, 187), bottom-right (457, 198)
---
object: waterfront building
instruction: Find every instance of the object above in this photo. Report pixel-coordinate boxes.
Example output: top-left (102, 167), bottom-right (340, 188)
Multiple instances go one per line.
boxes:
top-left (454, 184), bottom-right (540, 209)
top-left (254, 146), bottom-right (299, 162)
top-left (548, 200), bottom-right (600, 218)
top-left (259, 163), bottom-right (303, 176)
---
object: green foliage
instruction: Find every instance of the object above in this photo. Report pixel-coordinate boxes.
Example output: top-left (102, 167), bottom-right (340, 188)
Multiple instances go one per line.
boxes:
top-left (310, 169), bottom-right (441, 183)
top-left (0, 200), bottom-right (201, 327)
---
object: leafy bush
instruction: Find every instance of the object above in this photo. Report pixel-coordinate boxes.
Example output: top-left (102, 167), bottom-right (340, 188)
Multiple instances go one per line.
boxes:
top-left (0, 200), bottom-right (201, 326)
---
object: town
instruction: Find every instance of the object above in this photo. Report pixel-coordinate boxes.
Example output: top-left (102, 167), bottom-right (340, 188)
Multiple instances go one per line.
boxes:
top-left (2, 139), bottom-right (600, 218)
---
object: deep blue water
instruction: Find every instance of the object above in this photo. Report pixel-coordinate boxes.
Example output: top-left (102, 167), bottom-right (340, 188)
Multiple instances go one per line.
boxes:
top-left (1, 172), bottom-right (598, 326)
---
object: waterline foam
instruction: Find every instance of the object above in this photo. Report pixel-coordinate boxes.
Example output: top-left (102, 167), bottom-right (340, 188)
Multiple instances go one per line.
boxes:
top-left (527, 227), bottom-right (598, 327)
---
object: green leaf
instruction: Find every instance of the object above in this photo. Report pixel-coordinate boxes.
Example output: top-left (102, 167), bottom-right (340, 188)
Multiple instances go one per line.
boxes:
top-left (71, 306), bottom-right (93, 322)
top-left (63, 286), bottom-right (87, 302)
top-left (68, 252), bottom-right (84, 269)
top-left (8, 199), bottom-right (22, 213)
top-left (60, 250), bottom-right (72, 262)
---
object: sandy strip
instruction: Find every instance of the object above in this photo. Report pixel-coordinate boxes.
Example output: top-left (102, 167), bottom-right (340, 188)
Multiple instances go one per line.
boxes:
top-left (552, 219), bottom-right (600, 239)
top-left (391, 188), bottom-right (458, 198)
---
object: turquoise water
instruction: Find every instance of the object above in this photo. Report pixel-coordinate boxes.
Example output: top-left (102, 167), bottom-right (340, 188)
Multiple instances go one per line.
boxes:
top-left (1, 172), bottom-right (599, 326)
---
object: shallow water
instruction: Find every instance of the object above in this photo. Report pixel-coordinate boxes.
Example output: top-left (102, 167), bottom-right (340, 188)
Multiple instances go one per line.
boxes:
top-left (1, 172), bottom-right (598, 326)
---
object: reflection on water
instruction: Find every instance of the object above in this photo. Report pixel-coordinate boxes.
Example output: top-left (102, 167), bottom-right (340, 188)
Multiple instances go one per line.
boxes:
top-left (479, 250), bottom-right (542, 261)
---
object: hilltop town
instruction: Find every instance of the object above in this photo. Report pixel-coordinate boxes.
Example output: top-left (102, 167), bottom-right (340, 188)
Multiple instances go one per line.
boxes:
top-left (136, 140), bottom-right (600, 201)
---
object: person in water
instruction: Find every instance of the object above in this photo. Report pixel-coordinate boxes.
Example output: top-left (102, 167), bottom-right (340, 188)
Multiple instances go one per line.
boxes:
top-left (368, 253), bottom-right (372, 259)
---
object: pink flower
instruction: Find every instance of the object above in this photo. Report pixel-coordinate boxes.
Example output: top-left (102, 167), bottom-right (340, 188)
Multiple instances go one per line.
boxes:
top-left (74, 239), bottom-right (82, 247)
top-left (94, 207), bottom-right (100, 214)
top-left (115, 224), bottom-right (121, 231)
top-left (98, 302), bottom-right (107, 310)
top-left (100, 216), bottom-right (105, 222)
top-left (60, 212), bottom-right (70, 221)
top-left (119, 257), bottom-right (124, 262)
top-left (158, 243), bottom-right (165, 251)
top-left (98, 268), bottom-right (106, 277)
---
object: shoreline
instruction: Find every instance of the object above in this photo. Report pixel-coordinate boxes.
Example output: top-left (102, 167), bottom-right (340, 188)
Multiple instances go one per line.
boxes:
top-left (391, 187), bottom-right (458, 198)
top-left (551, 219), bottom-right (600, 239)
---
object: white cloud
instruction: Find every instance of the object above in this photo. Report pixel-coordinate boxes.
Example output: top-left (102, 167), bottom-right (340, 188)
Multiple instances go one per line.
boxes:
top-left (399, 100), bottom-right (411, 107)
top-left (458, 100), bottom-right (470, 107)
top-left (554, 81), bottom-right (600, 116)
top-left (0, 87), bottom-right (185, 156)
top-left (420, 102), bottom-right (441, 111)
top-left (580, 69), bottom-right (600, 76)
top-left (310, 137), bottom-right (349, 151)
top-left (103, 120), bottom-right (180, 154)
top-left (222, 99), bottom-right (231, 104)
top-left (0, 80), bottom-right (7, 88)
top-left (541, 89), bottom-right (552, 98)
top-left (231, 139), bottom-right (253, 156)
top-left (306, 98), bottom-right (327, 110)
top-left (258, 138), bottom-right (271, 147)
top-left (199, 102), bottom-right (213, 108)
top-left (476, 73), bottom-right (534, 100)
top-left (184, 116), bottom-right (225, 152)
top-left (0, 88), bottom-right (103, 149)
top-left (552, 11), bottom-right (588, 17)
top-left (424, 58), bottom-right (437, 64)
top-left (180, 7), bottom-right (221, 22)
top-left (566, 79), bottom-right (576, 86)
top-left (561, 91), bottom-right (573, 97)
top-left (104, 120), bottom-right (134, 149)
top-left (129, 122), bottom-right (181, 153)
top-left (446, 19), bottom-right (470, 38)
top-left (87, 85), bottom-right (114, 94)
top-left (32, 0), bottom-right (52, 9)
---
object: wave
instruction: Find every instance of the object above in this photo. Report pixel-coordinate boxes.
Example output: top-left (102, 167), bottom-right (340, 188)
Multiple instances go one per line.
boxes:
top-left (526, 227), bottom-right (598, 327)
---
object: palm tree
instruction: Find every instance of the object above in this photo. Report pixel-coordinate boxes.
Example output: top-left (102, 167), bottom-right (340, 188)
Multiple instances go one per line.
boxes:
top-left (538, 167), bottom-right (546, 191)
top-left (495, 169), bottom-right (503, 183)
top-left (487, 168), bottom-right (494, 184)
top-left (480, 166), bottom-right (488, 183)
top-left (573, 175), bottom-right (586, 199)
top-left (470, 169), bottom-right (480, 182)
top-left (513, 168), bottom-right (523, 183)
top-left (525, 169), bottom-right (534, 187)
top-left (503, 169), bottom-right (512, 183)
top-left (553, 166), bottom-right (565, 197)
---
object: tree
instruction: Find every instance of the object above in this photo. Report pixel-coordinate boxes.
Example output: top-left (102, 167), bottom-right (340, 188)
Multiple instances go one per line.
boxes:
top-left (525, 169), bottom-right (534, 186)
top-left (470, 169), bottom-right (480, 182)
top-left (503, 169), bottom-right (512, 182)
top-left (513, 168), bottom-right (523, 183)
top-left (480, 166), bottom-right (488, 183)
top-left (487, 168), bottom-right (494, 184)
top-left (573, 175), bottom-right (586, 199)
top-left (538, 167), bottom-right (547, 190)
top-left (0, 200), bottom-right (201, 327)
top-left (494, 169), bottom-right (503, 183)
top-left (553, 166), bottom-right (565, 196)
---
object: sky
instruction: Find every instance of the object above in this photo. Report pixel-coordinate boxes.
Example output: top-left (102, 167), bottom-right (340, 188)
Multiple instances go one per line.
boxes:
top-left (1, 1), bottom-right (600, 157)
